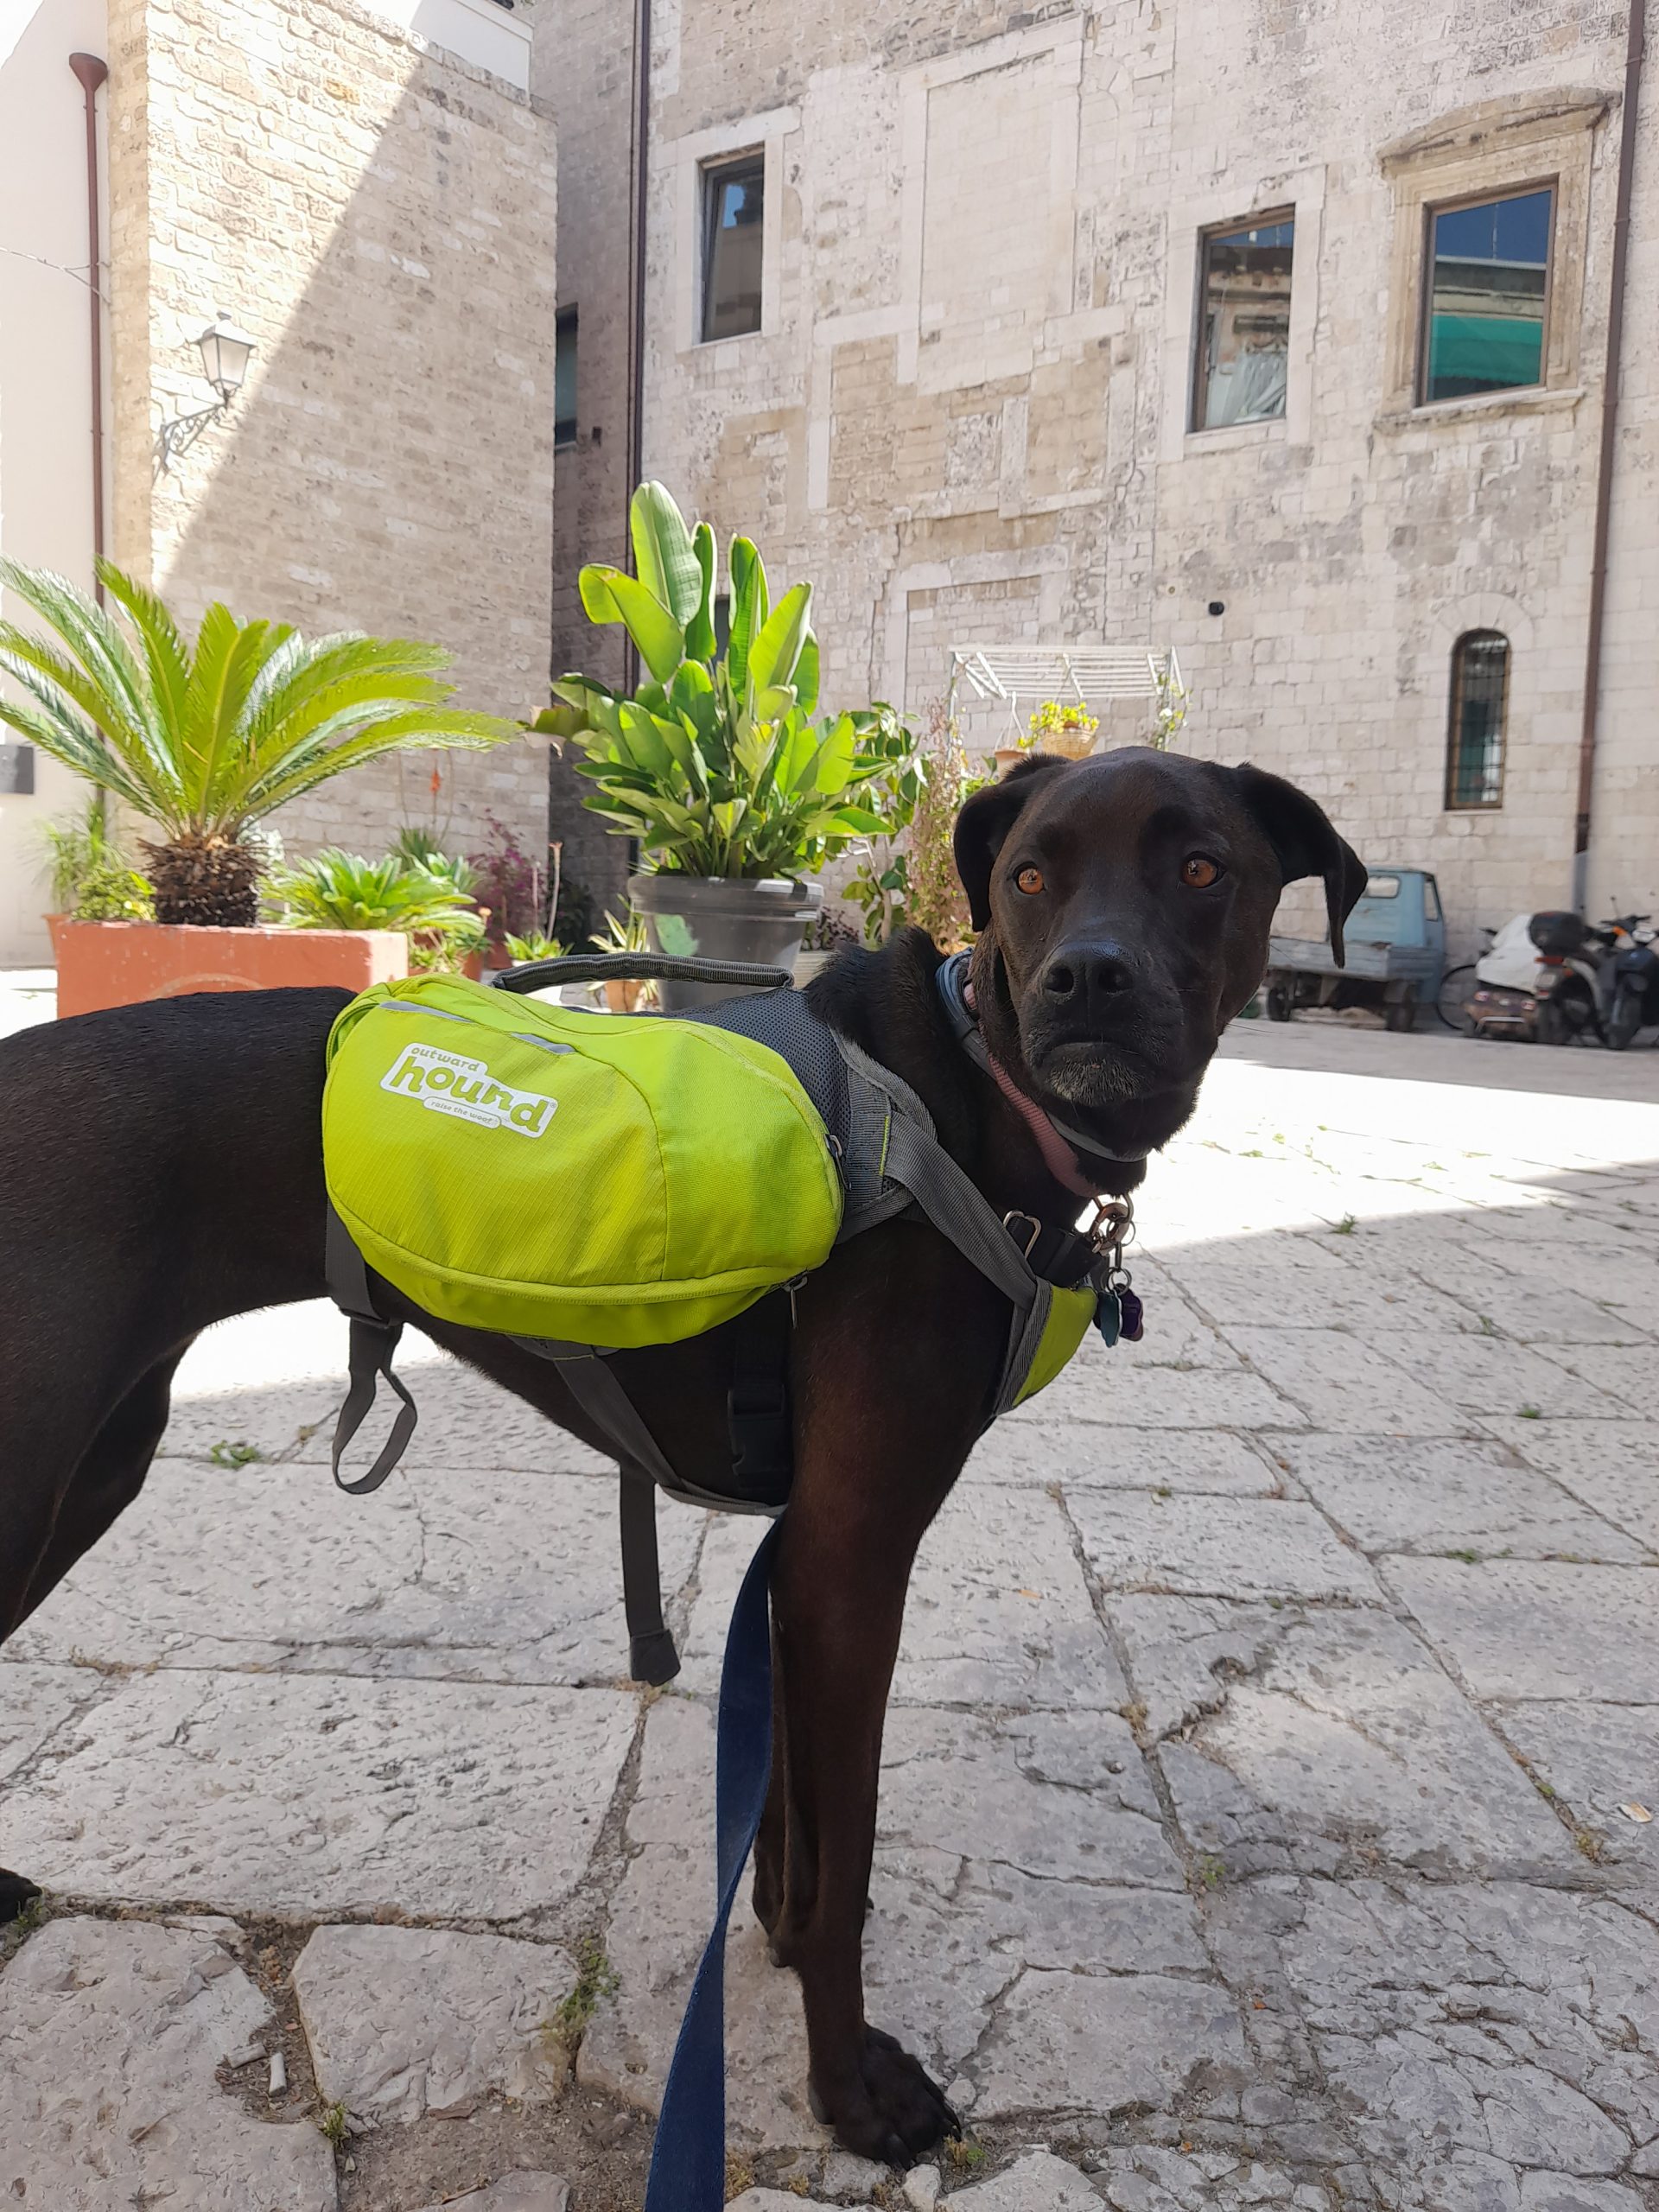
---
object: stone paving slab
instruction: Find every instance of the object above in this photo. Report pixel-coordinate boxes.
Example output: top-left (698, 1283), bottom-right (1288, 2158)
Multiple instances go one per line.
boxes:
top-left (1070, 1494), bottom-right (1382, 1602)
top-left (1492, 1700), bottom-right (1659, 1871)
top-left (1386, 1558), bottom-right (1659, 1702)
top-left (5, 1454), bottom-right (699, 1685)
top-left (293, 1923), bottom-right (575, 2123)
top-left (972, 1967), bottom-right (1249, 2122)
top-left (0, 1916), bottom-right (337, 2212)
top-left (1275, 1878), bottom-right (1659, 2207)
top-left (1006, 1358), bottom-right (1303, 1433)
top-left (1376, 1332), bottom-right (1628, 1421)
top-left (0, 1661), bottom-right (95, 1781)
top-left (1218, 1328), bottom-right (1478, 1436)
top-left (1123, 1601), bottom-right (1580, 1878)
top-left (1482, 1419), bottom-right (1659, 1551)
top-left (0, 1669), bottom-right (636, 1918)
top-left (1274, 1434), bottom-right (1647, 1560)
top-left (966, 1421), bottom-right (1277, 1493)
top-left (1158, 1242), bottom-right (1472, 1338)
top-left (683, 1485), bottom-right (1127, 1707)
top-left (1090, 2144), bottom-right (1336, 2212)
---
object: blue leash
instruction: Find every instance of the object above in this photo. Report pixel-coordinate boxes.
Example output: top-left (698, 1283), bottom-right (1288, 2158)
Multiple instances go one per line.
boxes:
top-left (644, 1518), bottom-right (782, 2212)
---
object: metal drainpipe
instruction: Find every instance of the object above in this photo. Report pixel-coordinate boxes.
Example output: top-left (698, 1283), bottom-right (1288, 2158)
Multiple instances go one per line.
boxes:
top-left (68, 54), bottom-right (109, 606)
top-left (624, 0), bottom-right (652, 701)
top-left (1572, 0), bottom-right (1647, 912)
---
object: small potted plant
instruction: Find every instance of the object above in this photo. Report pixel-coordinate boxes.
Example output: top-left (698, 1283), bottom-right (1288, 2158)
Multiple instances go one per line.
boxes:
top-left (532, 483), bottom-right (892, 1009)
top-left (264, 848), bottom-right (488, 976)
top-left (994, 699), bottom-right (1100, 775)
top-left (0, 559), bottom-right (522, 1016)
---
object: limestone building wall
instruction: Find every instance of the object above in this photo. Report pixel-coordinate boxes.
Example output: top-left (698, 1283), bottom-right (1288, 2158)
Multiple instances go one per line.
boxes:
top-left (536, 0), bottom-right (633, 920)
top-left (593, 0), bottom-right (1658, 956)
top-left (105, 0), bottom-right (557, 870)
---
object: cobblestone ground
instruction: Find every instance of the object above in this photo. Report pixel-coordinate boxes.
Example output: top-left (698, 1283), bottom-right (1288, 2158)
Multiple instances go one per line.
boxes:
top-left (3, 1015), bottom-right (1658, 2212)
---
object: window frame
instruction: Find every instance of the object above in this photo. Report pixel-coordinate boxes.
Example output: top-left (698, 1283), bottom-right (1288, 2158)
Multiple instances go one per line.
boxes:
top-left (1376, 92), bottom-right (1606, 426)
top-left (554, 305), bottom-right (578, 450)
top-left (1415, 178), bottom-right (1558, 410)
top-left (1444, 629), bottom-right (1511, 812)
top-left (699, 150), bottom-right (767, 346)
top-left (1189, 206), bottom-right (1297, 435)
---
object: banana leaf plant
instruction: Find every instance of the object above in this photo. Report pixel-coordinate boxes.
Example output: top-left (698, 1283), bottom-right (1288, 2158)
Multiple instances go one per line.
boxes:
top-left (531, 482), bottom-right (891, 879)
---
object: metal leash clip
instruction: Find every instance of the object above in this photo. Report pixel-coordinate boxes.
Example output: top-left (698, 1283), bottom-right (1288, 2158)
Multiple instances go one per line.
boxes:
top-left (1086, 1195), bottom-right (1145, 1346)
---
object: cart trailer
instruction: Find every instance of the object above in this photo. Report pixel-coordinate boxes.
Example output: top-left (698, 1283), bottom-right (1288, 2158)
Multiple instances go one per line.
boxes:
top-left (1265, 868), bottom-right (1446, 1032)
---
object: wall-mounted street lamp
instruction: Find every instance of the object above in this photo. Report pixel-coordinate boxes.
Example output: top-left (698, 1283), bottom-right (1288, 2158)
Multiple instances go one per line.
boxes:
top-left (155, 311), bottom-right (257, 474)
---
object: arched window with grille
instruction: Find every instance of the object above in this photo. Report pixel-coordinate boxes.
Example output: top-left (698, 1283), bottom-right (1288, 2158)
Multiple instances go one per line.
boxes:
top-left (1445, 631), bottom-right (1510, 809)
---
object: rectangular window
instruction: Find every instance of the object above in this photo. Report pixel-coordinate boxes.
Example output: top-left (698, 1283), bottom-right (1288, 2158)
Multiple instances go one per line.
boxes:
top-left (1446, 631), bottom-right (1510, 810)
top-left (702, 155), bottom-right (765, 342)
top-left (1421, 187), bottom-right (1553, 404)
top-left (555, 307), bottom-right (577, 448)
top-left (1192, 213), bottom-right (1294, 431)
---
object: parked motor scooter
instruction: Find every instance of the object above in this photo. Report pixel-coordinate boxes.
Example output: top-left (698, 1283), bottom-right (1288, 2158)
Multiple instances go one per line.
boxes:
top-left (1605, 918), bottom-right (1659, 1050)
top-left (1461, 913), bottom-right (1550, 1039)
top-left (1528, 911), bottom-right (1653, 1046)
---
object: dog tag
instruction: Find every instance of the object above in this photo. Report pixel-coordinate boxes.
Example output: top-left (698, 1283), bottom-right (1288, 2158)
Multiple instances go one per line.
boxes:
top-left (1119, 1287), bottom-right (1145, 1343)
top-left (1094, 1290), bottom-right (1122, 1347)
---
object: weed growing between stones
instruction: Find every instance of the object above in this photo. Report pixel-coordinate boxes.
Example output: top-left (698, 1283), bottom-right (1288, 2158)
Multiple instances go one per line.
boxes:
top-left (319, 2099), bottom-right (349, 2145)
top-left (208, 1439), bottom-right (264, 1467)
top-left (543, 1936), bottom-right (620, 2057)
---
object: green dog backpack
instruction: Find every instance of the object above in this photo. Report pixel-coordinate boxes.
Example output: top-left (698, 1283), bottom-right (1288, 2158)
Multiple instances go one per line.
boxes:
top-left (321, 954), bottom-right (1130, 1681)
top-left (323, 975), bottom-right (844, 1349)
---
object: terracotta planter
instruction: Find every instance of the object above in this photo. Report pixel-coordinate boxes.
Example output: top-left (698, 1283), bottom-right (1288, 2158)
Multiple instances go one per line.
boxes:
top-left (48, 917), bottom-right (409, 1020)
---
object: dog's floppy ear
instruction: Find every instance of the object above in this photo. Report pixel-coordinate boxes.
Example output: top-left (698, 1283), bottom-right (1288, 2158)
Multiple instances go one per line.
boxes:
top-left (1227, 765), bottom-right (1368, 966)
top-left (953, 754), bottom-right (1068, 931)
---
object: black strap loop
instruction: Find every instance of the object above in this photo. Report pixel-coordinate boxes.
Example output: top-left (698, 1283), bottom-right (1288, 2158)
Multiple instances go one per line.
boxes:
top-left (332, 1316), bottom-right (420, 1495)
top-left (620, 1461), bottom-right (681, 1686)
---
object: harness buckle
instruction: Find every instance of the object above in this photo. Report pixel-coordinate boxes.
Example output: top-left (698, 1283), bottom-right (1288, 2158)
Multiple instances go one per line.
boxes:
top-left (1002, 1210), bottom-right (1043, 1259)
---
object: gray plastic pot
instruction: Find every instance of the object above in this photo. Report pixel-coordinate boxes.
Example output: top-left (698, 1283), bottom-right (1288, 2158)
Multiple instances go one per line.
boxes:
top-left (628, 872), bottom-right (823, 1010)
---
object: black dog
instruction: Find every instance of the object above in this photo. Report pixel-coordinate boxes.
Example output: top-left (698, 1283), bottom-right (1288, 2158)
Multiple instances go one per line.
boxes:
top-left (0, 747), bottom-right (1363, 2162)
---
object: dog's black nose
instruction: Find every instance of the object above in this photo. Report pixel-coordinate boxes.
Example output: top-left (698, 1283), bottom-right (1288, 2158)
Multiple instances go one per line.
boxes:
top-left (1039, 941), bottom-right (1135, 1007)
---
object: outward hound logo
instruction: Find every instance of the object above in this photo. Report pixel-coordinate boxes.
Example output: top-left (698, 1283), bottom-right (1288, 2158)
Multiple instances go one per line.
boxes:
top-left (381, 1041), bottom-right (556, 1137)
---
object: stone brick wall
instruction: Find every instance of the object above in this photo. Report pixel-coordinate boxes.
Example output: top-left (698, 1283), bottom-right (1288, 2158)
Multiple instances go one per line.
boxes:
top-left (105, 0), bottom-right (556, 871)
top-left (582, 0), bottom-right (1658, 957)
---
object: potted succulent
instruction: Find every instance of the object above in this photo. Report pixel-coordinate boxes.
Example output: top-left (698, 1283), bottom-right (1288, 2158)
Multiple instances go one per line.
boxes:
top-left (0, 559), bottom-right (520, 1017)
top-left (532, 483), bottom-right (892, 1009)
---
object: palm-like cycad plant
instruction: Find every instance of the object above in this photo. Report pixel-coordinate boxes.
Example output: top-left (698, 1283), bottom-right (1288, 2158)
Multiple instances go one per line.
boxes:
top-left (0, 559), bottom-right (520, 926)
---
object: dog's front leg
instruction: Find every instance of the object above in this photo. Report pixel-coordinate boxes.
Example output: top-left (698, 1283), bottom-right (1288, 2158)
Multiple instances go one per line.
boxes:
top-left (763, 1241), bottom-right (998, 2163)
top-left (769, 1484), bottom-right (959, 2164)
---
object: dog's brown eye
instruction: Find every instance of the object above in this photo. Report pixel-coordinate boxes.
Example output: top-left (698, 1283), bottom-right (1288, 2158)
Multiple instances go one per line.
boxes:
top-left (1015, 866), bottom-right (1045, 896)
top-left (1182, 855), bottom-right (1222, 889)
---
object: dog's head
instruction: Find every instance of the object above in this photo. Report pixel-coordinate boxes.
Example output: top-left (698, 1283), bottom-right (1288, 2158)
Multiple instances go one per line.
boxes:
top-left (954, 747), bottom-right (1366, 1158)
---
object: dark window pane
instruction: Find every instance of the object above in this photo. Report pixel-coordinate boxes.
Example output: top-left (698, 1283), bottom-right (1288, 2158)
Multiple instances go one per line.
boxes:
top-left (702, 157), bottom-right (765, 342)
top-left (1446, 632), bottom-right (1510, 809)
top-left (1424, 188), bottom-right (1551, 403)
top-left (1193, 216), bottom-right (1294, 429)
top-left (555, 307), bottom-right (577, 448)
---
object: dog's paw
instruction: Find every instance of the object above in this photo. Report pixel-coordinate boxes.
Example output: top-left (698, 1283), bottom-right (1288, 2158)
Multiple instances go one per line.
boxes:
top-left (0, 1871), bottom-right (42, 1925)
top-left (809, 2024), bottom-right (959, 2166)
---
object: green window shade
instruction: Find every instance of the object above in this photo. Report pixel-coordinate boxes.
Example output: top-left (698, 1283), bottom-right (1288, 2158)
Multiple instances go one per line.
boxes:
top-left (1424, 188), bottom-right (1552, 404)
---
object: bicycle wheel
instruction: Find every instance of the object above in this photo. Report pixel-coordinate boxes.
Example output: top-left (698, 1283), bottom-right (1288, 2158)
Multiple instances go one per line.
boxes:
top-left (1436, 963), bottom-right (1478, 1035)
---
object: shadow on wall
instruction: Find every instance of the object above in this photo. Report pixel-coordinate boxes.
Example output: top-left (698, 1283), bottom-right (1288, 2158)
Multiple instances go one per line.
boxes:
top-left (121, 0), bottom-right (556, 865)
